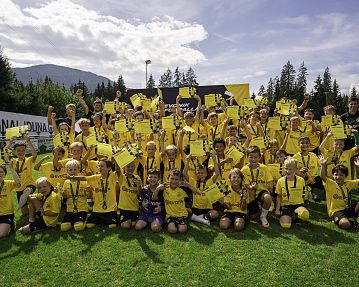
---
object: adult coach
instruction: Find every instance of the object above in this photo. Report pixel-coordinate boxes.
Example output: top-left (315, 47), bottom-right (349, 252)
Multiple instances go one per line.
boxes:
top-left (341, 96), bottom-right (359, 148)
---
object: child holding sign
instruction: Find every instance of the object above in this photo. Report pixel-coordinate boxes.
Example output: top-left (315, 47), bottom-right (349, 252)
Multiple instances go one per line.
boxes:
top-left (219, 168), bottom-right (248, 232)
top-left (275, 158), bottom-right (309, 229)
top-left (183, 153), bottom-right (221, 225)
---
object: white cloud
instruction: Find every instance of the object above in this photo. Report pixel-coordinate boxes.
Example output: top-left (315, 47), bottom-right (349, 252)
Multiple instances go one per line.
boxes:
top-left (0, 0), bottom-right (208, 86)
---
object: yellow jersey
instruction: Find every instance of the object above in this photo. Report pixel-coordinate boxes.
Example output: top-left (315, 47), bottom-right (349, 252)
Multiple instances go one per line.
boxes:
top-left (241, 164), bottom-right (273, 201)
top-left (11, 157), bottom-right (35, 192)
top-left (163, 187), bottom-right (189, 218)
top-left (0, 180), bottom-right (17, 215)
top-left (118, 174), bottom-right (141, 211)
top-left (62, 180), bottom-right (89, 212)
top-left (276, 176), bottom-right (306, 206)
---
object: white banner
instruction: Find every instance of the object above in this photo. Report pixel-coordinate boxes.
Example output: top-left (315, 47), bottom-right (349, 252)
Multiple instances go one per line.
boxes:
top-left (0, 110), bottom-right (53, 137)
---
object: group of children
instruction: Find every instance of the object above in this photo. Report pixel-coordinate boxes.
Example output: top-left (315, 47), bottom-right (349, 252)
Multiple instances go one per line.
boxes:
top-left (1, 89), bottom-right (359, 239)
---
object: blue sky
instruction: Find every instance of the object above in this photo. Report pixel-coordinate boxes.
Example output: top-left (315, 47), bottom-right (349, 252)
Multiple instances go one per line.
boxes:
top-left (0, 0), bottom-right (358, 94)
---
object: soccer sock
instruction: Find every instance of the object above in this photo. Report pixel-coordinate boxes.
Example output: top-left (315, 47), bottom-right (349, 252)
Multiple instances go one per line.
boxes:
top-left (108, 224), bottom-right (117, 229)
top-left (260, 208), bottom-right (269, 225)
top-left (60, 222), bottom-right (72, 232)
top-left (86, 223), bottom-right (96, 229)
top-left (280, 222), bottom-right (291, 229)
top-left (191, 214), bottom-right (210, 225)
top-left (74, 222), bottom-right (85, 231)
top-left (297, 209), bottom-right (309, 221)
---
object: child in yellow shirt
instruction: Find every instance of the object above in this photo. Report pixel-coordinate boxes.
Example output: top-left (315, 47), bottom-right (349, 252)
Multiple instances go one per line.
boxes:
top-left (275, 158), bottom-right (309, 229)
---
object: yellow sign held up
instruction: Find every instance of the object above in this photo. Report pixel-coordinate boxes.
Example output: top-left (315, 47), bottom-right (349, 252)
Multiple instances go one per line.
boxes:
top-left (85, 133), bottom-right (98, 147)
top-left (267, 117), bottom-right (281, 131)
top-left (104, 102), bottom-right (116, 114)
top-left (205, 180), bottom-right (229, 204)
top-left (330, 125), bottom-right (346, 139)
top-left (225, 145), bottom-right (244, 165)
top-left (97, 143), bottom-right (113, 158)
top-left (179, 87), bottom-right (191, 98)
top-left (205, 94), bottom-right (217, 107)
top-left (190, 140), bottom-right (206, 156)
top-left (113, 149), bottom-right (136, 169)
top-left (226, 106), bottom-right (239, 119)
top-left (6, 125), bottom-right (29, 139)
top-left (161, 116), bottom-right (176, 131)
top-left (243, 99), bottom-right (257, 108)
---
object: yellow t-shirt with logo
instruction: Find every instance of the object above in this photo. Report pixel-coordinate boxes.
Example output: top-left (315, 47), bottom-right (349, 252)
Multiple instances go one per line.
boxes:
top-left (293, 152), bottom-right (320, 185)
top-left (11, 157), bottom-right (35, 192)
top-left (39, 162), bottom-right (67, 187)
top-left (285, 130), bottom-right (304, 155)
top-left (140, 154), bottom-right (161, 184)
top-left (323, 148), bottom-right (357, 180)
top-left (189, 177), bottom-right (215, 209)
top-left (62, 180), bottom-right (89, 212)
top-left (323, 178), bottom-right (359, 217)
top-left (163, 187), bottom-right (189, 218)
top-left (86, 172), bottom-right (118, 212)
top-left (241, 164), bottom-right (273, 201)
top-left (0, 180), bottom-right (17, 215)
top-left (42, 191), bottom-right (61, 227)
top-left (118, 174), bottom-right (141, 211)
top-left (162, 155), bottom-right (182, 182)
top-left (224, 187), bottom-right (249, 214)
top-left (276, 176), bottom-right (306, 206)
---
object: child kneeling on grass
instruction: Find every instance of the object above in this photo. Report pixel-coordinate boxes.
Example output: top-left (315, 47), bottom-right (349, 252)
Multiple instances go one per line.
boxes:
top-left (219, 168), bottom-right (248, 232)
top-left (275, 158), bottom-right (309, 229)
top-left (135, 169), bottom-right (165, 232)
top-left (319, 155), bottom-right (359, 230)
top-left (152, 169), bottom-right (192, 234)
top-left (19, 177), bottom-right (61, 235)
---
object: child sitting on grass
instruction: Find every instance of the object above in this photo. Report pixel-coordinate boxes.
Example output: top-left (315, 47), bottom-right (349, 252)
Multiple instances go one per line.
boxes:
top-left (219, 168), bottom-right (249, 232)
top-left (135, 169), bottom-right (165, 232)
top-left (275, 158), bottom-right (309, 229)
top-left (19, 177), bottom-right (61, 235)
top-left (319, 155), bottom-right (359, 230)
top-left (152, 169), bottom-right (191, 234)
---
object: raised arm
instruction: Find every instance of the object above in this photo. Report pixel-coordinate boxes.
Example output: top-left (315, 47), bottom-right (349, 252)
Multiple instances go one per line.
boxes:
top-left (210, 153), bottom-right (220, 182)
top-left (319, 155), bottom-right (328, 182)
top-left (193, 94), bottom-right (202, 121)
top-left (51, 112), bottom-right (59, 134)
top-left (76, 89), bottom-right (90, 116)
top-left (319, 131), bottom-right (332, 155)
top-left (8, 161), bottom-right (20, 186)
top-left (241, 119), bottom-right (252, 148)
top-left (24, 134), bottom-right (37, 162)
top-left (176, 95), bottom-right (184, 118)
top-left (34, 154), bottom-right (50, 171)
top-left (47, 106), bottom-right (54, 125)
top-left (297, 93), bottom-right (309, 113)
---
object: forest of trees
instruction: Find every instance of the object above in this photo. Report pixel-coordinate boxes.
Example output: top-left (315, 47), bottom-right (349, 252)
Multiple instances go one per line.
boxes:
top-left (0, 48), bottom-right (357, 119)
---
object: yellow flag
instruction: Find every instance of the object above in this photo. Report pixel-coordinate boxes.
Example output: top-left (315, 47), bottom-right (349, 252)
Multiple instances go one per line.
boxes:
top-left (224, 84), bottom-right (249, 105)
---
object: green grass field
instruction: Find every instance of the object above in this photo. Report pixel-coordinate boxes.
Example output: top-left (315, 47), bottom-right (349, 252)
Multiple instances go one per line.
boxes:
top-left (1, 154), bottom-right (359, 287)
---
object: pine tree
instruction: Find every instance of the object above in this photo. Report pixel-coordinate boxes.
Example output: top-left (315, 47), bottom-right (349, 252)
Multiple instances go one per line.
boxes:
top-left (323, 67), bottom-right (334, 105)
top-left (351, 87), bottom-right (357, 97)
top-left (173, 67), bottom-right (182, 87)
top-left (116, 75), bottom-right (126, 95)
top-left (312, 75), bottom-right (326, 118)
top-left (279, 61), bottom-right (296, 98)
top-left (0, 47), bottom-right (15, 111)
top-left (158, 68), bottom-right (173, 88)
top-left (258, 85), bottom-right (265, 95)
top-left (147, 74), bottom-right (155, 88)
top-left (181, 72), bottom-right (187, 87)
top-left (267, 78), bottom-right (275, 104)
top-left (185, 67), bottom-right (198, 86)
top-left (294, 61), bottom-right (308, 103)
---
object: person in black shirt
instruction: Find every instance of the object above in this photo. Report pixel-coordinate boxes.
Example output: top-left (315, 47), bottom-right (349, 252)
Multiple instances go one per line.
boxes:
top-left (341, 96), bottom-right (359, 149)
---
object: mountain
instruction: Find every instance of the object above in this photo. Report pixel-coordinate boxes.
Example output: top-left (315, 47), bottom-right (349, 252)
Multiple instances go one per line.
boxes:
top-left (12, 64), bottom-right (113, 92)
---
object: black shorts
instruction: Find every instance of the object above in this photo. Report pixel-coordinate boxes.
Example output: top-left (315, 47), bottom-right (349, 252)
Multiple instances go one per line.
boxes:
top-left (16, 185), bottom-right (36, 202)
top-left (281, 204), bottom-right (303, 217)
top-left (29, 216), bottom-right (47, 232)
top-left (166, 216), bottom-right (188, 226)
top-left (87, 211), bottom-right (118, 227)
top-left (222, 212), bottom-right (246, 223)
top-left (191, 208), bottom-right (211, 216)
top-left (332, 203), bottom-right (358, 224)
top-left (0, 214), bottom-right (14, 225)
top-left (248, 190), bottom-right (267, 215)
top-left (118, 209), bottom-right (138, 223)
top-left (62, 211), bottom-right (87, 224)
